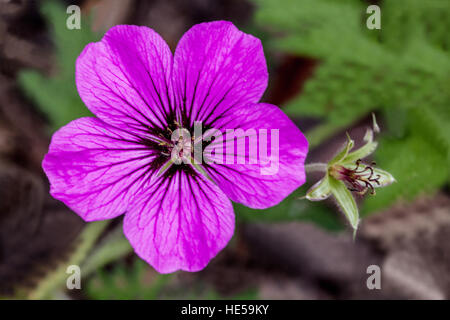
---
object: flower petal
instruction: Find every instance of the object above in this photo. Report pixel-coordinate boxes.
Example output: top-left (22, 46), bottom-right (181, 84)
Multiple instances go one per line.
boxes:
top-left (203, 103), bottom-right (308, 209)
top-left (172, 21), bottom-right (268, 128)
top-left (76, 25), bottom-right (173, 132)
top-left (42, 117), bottom-right (159, 221)
top-left (124, 171), bottom-right (234, 273)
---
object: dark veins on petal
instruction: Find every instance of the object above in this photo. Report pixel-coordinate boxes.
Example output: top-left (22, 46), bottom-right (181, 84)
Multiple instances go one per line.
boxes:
top-left (113, 46), bottom-right (235, 182)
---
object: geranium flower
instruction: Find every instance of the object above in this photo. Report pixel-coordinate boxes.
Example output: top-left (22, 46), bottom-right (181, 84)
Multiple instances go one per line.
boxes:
top-left (42, 22), bottom-right (308, 273)
top-left (305, 115), bottom-right (395, 234)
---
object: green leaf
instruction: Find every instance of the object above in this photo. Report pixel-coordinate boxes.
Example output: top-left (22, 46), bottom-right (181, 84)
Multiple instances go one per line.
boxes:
top-left (328, 176), bottom-right (359, 231)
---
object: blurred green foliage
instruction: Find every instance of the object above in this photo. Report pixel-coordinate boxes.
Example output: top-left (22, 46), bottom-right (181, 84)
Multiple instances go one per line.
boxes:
top-left (86, 260), bottom-right (171, 300)
top-left (252, 0), bottom-right (450, 214)
top-left (18, 0), bottom-right (98, 130)
top-left (86, 259), bottom-right (258, 300)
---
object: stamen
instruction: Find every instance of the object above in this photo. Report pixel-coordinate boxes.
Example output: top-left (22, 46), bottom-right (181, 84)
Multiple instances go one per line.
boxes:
top-left (330, 159), bottom-right (381, 196)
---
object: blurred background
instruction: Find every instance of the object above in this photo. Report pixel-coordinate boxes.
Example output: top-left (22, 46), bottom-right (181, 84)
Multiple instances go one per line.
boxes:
top-left (0, 0), bottom-right (449, 299)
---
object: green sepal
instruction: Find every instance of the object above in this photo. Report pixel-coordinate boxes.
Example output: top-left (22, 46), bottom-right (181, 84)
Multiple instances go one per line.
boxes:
top-left (343, 128), bottom-right (378, 163)
top-left (330, 134), bottom-right (354, 165)
top-left (328, 176), bottom-right (359, 231)
top-left (342, 163), bottom-right (396, 188)
top-left (306, 176), bottom-right (332, 201)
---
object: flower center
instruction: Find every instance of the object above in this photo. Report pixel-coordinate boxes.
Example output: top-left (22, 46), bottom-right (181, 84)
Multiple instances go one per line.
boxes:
top-left (329, 159), bottom-right (381, 195)
top-left (146, 117), bottom-right (215, 179)
top-left (157, 121), bottom-right (195, 162)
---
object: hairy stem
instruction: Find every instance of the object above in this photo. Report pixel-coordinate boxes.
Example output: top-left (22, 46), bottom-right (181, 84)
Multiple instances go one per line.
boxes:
top-left (305, 163), bottom-right (328, 173)
top-left (28, 220), bottom-right (109, 299)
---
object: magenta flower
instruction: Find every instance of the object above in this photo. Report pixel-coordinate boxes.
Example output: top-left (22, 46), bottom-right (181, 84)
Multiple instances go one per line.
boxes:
top-left (42, 22), bottom-right (308, 273)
